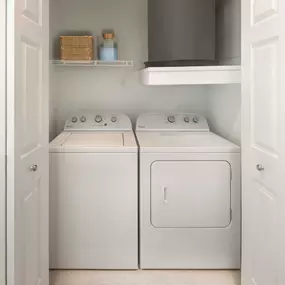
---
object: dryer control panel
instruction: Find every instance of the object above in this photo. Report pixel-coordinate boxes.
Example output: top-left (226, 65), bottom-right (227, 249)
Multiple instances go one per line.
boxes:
top-left (64, 113), bottom-right (132, 131)
top-left (136, 113), bottom-right (210, 132)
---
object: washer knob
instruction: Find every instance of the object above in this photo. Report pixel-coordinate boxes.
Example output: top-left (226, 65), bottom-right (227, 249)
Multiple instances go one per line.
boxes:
top-left (193, 116), bottom-right (199, 124)
top-left (80, 116), bottom-right (86, 123)
top-left (111, 117), bottom-right (117, 123)
top-left (167, 116), bottom-right (176, 124)
top-left (71, 117), bottom-right (78, 123)
top-left (95, 115), bottom-right (103, 123)
top-left (184, 117), bottom-right (190, 123)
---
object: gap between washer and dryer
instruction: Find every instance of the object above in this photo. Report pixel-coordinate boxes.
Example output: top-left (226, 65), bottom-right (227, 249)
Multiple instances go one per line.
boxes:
top-left (50, 270), bottom-right (241, 285)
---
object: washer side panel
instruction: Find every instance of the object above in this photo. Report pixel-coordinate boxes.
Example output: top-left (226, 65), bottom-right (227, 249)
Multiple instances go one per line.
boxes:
top-left (50, 152), bottom-right (138, 269)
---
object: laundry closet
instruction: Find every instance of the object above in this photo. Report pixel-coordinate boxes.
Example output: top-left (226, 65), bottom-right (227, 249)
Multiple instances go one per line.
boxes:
top-left (49, 0), bottom-right (241, 273)
top-left (4, 0), bottom-right (285, 285)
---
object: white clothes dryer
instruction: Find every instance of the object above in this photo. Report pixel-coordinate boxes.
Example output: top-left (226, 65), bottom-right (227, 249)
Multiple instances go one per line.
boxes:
top-left (49, 113), bottom-right (138, 270)
top-left (136, 113), bottom-right (241, 269)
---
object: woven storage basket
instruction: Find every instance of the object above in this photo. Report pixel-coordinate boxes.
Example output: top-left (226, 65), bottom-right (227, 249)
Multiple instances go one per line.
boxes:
top-left (60, 36), bottom-right (94, 60)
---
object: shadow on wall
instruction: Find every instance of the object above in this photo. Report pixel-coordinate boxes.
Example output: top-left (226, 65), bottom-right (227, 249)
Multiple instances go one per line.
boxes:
top-left (206, 84), bottom-right (241, 146)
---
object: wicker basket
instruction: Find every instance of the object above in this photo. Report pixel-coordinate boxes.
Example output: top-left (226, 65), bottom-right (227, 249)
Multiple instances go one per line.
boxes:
top-left (60, 36), bottom-right (94, 61)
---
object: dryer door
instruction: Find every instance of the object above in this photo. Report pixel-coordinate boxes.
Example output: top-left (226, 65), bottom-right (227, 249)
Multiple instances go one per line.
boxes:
top-left (151, 161), bottom-right (231, 228)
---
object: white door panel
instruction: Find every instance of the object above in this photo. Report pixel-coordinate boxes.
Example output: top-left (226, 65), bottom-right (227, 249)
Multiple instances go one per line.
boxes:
top-left (242, 0), bottom-right (285, 284)
top-left (251, 183), bottom-right (278, 285)
top-left (253, 0), bottom-right (278, 23)
top-left (7, 0), bottom-right (49, 284)
top-left (23, 0), bottom-right (41, 23)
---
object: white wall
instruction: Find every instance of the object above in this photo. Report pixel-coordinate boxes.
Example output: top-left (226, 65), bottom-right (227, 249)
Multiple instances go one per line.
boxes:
top-left (207, 85), bottom-right (241, 145)
top-left (207, 0), bottom-right (241, 145)
top-left (0, 0), bottom-right (6, 283)
top-left (50, 0), bottom-right (241, 144)
top-left (49, 0), bottom-right (208, 139)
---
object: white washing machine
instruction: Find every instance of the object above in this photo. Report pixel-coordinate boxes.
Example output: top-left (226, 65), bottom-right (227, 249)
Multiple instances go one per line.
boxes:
top-left (49, 113), bottom-right (138, 269)
top-left (136, 113), bottom-right (241, 269)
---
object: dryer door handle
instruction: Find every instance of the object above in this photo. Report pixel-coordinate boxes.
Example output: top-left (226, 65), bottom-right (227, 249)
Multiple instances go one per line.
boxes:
top-left (162, 187), bottom-right (168, 204)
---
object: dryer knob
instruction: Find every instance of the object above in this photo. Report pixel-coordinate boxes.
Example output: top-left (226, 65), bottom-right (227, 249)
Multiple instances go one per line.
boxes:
top-left (95, 115), bottom-right (103, 123)
top-left (71, 117), bottom-right (78, 123)
top-left (193, 117), bottom-right (199, 124)
top-left (111, 117), bottom-right (117, 123)
top-left (167, 116), bottom-right (176, 124)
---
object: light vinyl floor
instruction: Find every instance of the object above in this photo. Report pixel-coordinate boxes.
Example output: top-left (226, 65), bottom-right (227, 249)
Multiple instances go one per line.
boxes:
top-left (50, 270), bottom-right (241, 285)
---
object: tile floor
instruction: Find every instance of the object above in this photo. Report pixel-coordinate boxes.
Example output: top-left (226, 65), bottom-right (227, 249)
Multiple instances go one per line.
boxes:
top-left (50, 270), bottom-right (241, 285)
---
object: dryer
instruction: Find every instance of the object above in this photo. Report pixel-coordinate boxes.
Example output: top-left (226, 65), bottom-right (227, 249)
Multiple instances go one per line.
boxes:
top-left (136, 113), bottom-right (241, 269)
top-left (49, 113), bottom-right (138, 269)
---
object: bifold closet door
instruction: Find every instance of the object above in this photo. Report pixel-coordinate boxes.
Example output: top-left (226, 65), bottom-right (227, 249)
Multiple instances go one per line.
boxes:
top-left (242, 0), bottom-right (285, 284)
top-left (6, 0), bottom-right (50, 285)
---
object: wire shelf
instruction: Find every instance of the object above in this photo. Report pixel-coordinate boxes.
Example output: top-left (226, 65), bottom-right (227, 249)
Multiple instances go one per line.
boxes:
top-left (52, 60), bottom-right (134, 67)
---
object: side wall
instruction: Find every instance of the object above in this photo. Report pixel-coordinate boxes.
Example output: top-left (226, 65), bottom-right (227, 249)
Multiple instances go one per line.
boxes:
top-left (207, 0), bottom-right (241, 145)
top-left (0, 0), bottom-right (6, 283)
top-left (207, 85), bottom-right (241, 145)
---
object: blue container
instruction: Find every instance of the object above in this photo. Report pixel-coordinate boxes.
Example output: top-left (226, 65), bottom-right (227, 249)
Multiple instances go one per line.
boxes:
top-left (100, 47), bottom-right (118, 61)
top-left (99, 30), bottom-right (119, 61)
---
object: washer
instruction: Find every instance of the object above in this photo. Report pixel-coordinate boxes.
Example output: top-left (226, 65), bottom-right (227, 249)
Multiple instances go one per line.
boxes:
top-left (49, 113), bottom-right (138, 269)
top-left (136, 113), bottom-right (241, 269)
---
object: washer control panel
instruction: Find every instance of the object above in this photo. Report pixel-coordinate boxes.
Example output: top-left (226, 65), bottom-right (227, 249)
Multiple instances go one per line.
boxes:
top-left (136, 113), bottom-right (209, 132)
top-left (64, 113), bottom-right (132, 131)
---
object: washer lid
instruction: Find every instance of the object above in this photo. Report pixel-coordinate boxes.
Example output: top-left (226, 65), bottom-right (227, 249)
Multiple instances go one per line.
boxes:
top-left (63, 133), bottom-right (124, 147)
top-left (49, 132), bottom-right (137, 153)
top-left (136, 132), bottom-right (240, 153)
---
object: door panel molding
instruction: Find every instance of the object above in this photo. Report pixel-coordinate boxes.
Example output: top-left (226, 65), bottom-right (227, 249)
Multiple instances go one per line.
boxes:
top-left (251, 37), bottom-right (278, 157)
top-left (21, 39), bottom-right (42, 156)
top-left (0, 0), bottom-right (6, 283)
top-left (22, 0), bottom-right (42, 26)
top-left (253, 0), bottom-right (278, 24)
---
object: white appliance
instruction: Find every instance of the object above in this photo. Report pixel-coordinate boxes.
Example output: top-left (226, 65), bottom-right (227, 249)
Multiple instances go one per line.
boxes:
top-left (49, 113), bottom-right (138, 270)
top-left (136, 113), bottom-right (241, 269)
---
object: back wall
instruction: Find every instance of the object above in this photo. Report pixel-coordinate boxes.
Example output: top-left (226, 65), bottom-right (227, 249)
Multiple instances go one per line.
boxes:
top-left (49, 0), bottom-right (208, 139)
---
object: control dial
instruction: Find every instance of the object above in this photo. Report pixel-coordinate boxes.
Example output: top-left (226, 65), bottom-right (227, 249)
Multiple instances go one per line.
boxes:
top-left (167, 116), bottom-right (176, 124)
top-left (111, 117), bottom-right (117, 123)
top-left (95, 115), bottom-right (103, 123)
top-left (184, 117), bottom-right (190, 123)
top-left (193, 116), bottom-right (199, 124)
top-left (71, 117), bottom-right (78, 123)
top-left (80, 116), bottom-right (86, 123)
